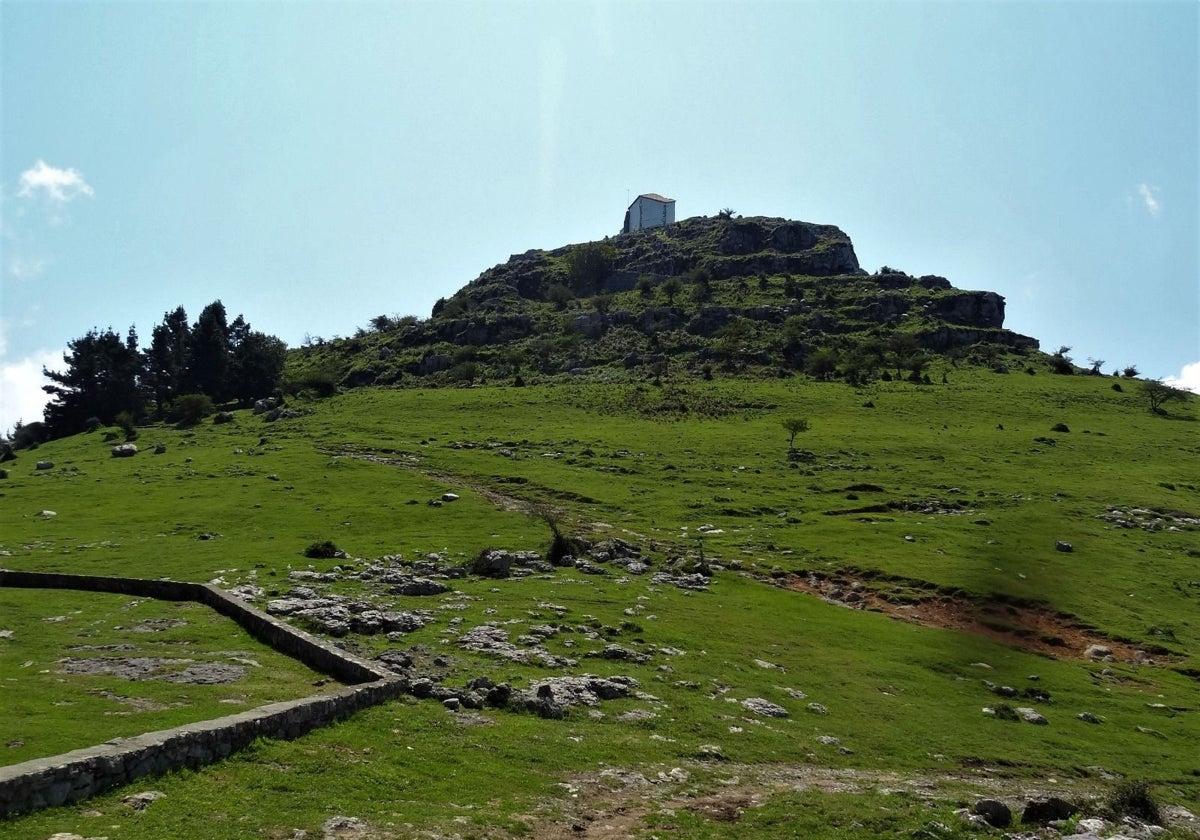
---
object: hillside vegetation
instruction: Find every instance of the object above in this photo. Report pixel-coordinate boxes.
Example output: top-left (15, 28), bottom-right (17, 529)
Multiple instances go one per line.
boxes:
top-left (1, 217), bottom-right (1197, 838)
top-left (286, 216), bottom-right (1035, 391)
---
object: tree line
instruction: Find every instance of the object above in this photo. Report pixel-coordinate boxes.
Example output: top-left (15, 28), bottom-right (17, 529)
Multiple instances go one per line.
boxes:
top-left (34, 300), bottom-right (287, 440)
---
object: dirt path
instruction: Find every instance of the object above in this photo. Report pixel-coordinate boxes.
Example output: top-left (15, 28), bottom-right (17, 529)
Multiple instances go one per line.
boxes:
top-left (325, 445), bottom-right (533, 513)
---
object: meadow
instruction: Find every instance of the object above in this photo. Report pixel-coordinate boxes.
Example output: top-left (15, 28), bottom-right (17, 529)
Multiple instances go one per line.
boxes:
top-left (1, 366), bottom-right (1197, 838)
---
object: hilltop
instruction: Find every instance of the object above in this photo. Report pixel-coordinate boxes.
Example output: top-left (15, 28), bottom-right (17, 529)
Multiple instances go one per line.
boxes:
top-left (287, 215), bottom-right (1039, 391)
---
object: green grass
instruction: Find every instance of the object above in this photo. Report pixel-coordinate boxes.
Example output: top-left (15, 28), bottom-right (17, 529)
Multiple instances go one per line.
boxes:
top-left (1, 369), bottom-right (1197, 837)
top-left (0, 588), bottom-right (339, 763)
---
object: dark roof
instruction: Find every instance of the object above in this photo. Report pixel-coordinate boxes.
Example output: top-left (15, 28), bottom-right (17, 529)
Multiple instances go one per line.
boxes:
top-left (630, 193), bottom-right (674, 207)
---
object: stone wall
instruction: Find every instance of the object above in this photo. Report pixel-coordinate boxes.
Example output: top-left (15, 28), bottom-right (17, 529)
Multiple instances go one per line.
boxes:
top-left (0, 569), bottom-right (404, 817)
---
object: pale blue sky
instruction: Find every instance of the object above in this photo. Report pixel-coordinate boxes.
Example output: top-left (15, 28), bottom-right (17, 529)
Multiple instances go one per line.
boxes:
top-left (2, 1), bottom-right (1197, 431)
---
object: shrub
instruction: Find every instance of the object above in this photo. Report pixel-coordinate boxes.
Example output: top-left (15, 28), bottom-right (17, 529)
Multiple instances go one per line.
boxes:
top-left (84, 416), bottom-right (102, 433)
top-left (11, 421), bottom-right (48, 450)
top-left (546, 283), bottom-right (573, 311)
top-left (170, 394), bottom-right (215, 427)
top-left (565, 242), bottom-right (616, 296)
top-left (637, 275), bottom-right (654, 299)
top-left (1105, 780), bottom-right (1160, 824)
top-left (285, 367), bottom-right (338, 398)
top-left (532, 505), bottom-right (585, 566)
top-left (303, 540), bottom-right (341, 559)
top-left (1050, 423), bottom-right (1070, 433)
top-left (1049, 354), bottom-right (1075, 375)
top-left (114, 411), bottom-right (138, 441)
top-left (991, 703), bottom-right (1019, 722)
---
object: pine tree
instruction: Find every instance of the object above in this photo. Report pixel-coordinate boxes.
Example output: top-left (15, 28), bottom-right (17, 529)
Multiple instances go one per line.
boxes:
top-left (189, 301), bottom-right (232, 402)
top-left (43, 326), bottom-right (144, 436)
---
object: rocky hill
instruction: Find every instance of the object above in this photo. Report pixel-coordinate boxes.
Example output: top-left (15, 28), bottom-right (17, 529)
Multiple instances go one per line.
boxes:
top-left (287, 215), bottom-right (1039, 390)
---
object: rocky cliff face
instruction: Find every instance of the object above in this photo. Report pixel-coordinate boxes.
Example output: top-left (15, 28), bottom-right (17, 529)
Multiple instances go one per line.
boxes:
top-left (290, 213), bottom-right (1039, 387)
top-left (466, 216), bottom-right (862, 301)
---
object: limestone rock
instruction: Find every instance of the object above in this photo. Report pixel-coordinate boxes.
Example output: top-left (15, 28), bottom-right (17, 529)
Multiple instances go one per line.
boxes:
top-left (1016, 706), bottom-right (1048, 725)
top-left (741, 697), bottom-right (789, 717)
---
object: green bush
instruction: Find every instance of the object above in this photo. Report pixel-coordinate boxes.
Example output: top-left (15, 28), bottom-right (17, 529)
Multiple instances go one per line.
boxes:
top-left (10, 421), bottom-right (48, 450)
top-left (303, 540), bottom-right (341, 559)
top-left (170, 394), bottom-right (215, 428)
top-left (1105, 780), bottom-right (1160, 824)
top-left (114, 411), bottom-right (138, 441)
top-left (284, 367), bottom-right (339, 398)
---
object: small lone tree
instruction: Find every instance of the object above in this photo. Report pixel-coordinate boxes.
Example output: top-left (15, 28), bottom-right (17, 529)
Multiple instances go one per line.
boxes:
top-left (1142, 379), bottom-right (1186, 414)
top-left (782, 416), bottom-right (810, 450)
top-left (530, 503), bottom-right (584, 566)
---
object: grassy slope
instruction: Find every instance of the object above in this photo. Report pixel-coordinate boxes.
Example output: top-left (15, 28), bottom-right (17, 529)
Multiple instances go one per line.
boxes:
top-left (1, 369), bottom-right (1197, 838)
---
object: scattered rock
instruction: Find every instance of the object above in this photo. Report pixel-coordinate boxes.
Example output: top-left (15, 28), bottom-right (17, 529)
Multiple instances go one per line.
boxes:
top-left (650, 571), bottom-right (710, 591)
top-left (390, 577), bottom-right (451, 597)
top-left (510, 674), bottom-right (639, 718)
top-left (806, 702), bottom-right (828, 715)
top-left (1021, 796), bottom-right (1077, 825)
top-left (1085, 644), bottom-right (1113, 660)
top-left (322, 815), bottom-right (369, 839)
top-left (459, 624), bottom-right (575, 667)
top-left (586, 643), bottom-right (650, 663)
top-left (122, 790), bottom-right (165, 811)
top-left (36, 461), bottom-right (54, 470)
top-left (741, 697), bottom-right (788, 717)
top-left (1016, 706), bottom-right (1048, 725)
top-left (1077, 712), bottom-right (1103, 724)
top-left (973, 799), bottom-right (1012, 828)
top-left (1055, 541), bottom-right (1074, 553)
top-left (36, 509), bottom-right (57, 518)
top-left (111, 443), bottom-right (138, 458)
top-left (441, 492), bottom-right (460, 502)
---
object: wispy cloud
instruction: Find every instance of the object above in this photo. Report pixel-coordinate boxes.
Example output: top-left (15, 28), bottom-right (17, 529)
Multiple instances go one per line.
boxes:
top-left (18, 160), bottom-right (94, 203)
top-left (538, 38), bottom-right (566, 202)
top-left (1137, 183), bottom-right (1161, 217)
top-left (7, 255), bottom-right (51, 280)
top-left (1164, 361), bottom-right (1200, 395)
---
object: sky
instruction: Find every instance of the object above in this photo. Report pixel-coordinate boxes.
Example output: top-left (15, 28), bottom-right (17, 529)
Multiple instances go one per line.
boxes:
top-left (1, 1), bottom-right (1197, 433)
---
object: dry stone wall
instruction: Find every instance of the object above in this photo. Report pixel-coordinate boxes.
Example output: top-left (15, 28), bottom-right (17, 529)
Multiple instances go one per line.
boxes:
top-left (0, 569), bottom-right (404, 816)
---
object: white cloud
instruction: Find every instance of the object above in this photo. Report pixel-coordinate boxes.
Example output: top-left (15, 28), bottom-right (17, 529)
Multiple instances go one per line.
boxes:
top-left (1137, 183), bottom-right (1161, 217)
top-left (7, 255), bottom-right (51, 279)
top-left (0, 348), bottom-right (63, 435)
top-left (17, 160), bottom-right (94, 203)
top-left (1163, 361), bottom-right (1200, 395)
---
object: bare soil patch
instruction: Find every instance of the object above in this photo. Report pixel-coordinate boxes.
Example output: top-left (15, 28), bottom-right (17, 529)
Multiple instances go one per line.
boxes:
top-left (780, 572), bottom-right (1170, 665)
